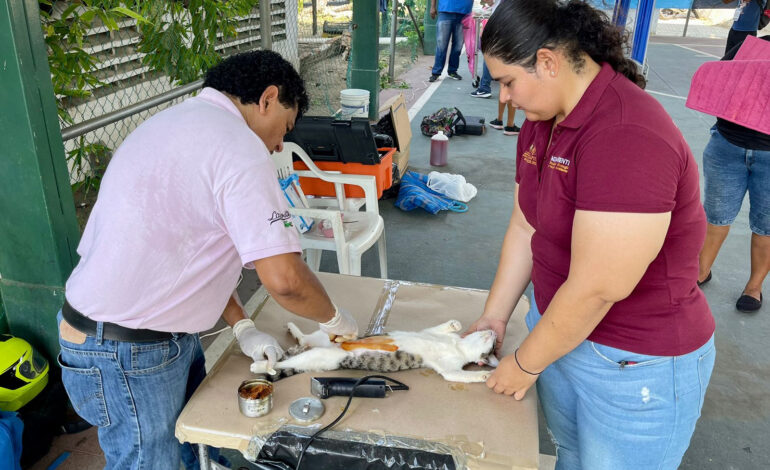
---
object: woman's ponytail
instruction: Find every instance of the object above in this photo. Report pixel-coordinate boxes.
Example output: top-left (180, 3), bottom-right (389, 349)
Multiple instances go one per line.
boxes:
top-left (482, 0), bottom-right (646, 89)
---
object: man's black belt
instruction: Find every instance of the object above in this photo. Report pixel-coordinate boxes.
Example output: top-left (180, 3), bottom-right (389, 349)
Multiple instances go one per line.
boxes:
top-left (62, 300), bottom-right (176, 342)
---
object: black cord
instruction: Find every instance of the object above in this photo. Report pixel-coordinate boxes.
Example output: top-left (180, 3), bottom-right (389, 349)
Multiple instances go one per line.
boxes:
top-left (294, 375), bottom-right (409, 470)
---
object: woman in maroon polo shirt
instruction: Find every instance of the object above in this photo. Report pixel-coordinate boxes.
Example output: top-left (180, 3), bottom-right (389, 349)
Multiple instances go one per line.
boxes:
top-left (463, 1), bottom-right (716, 469)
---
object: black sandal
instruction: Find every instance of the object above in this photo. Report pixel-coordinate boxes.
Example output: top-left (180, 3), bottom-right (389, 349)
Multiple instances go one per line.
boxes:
top-left (697, 271), bottom-right (712, 287)
top-left (736, 293), bottom-right (762, 312)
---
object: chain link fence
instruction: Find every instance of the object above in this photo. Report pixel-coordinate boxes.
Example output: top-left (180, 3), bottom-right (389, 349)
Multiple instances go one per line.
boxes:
top-left (48, 0), bottom-right (423, 228)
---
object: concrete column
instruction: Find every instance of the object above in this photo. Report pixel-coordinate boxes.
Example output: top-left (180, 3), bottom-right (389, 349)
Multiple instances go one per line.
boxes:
top-left (0, 0), bottom-right (81, 359)
top-left (350, 0), bottom-right (379, 119)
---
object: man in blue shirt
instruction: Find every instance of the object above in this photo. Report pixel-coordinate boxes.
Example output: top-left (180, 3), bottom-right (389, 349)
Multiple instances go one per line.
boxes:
top-left (429, 0), bottom-right (473, 82)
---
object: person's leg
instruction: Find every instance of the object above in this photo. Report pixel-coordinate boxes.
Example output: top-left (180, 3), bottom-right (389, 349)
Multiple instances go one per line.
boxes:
top-left (744, 233), bottom-right (770, 301)
top-left (525, 298), bottom-right (581, 470)
top-left (568, 337), bottom-right (715, 470)
top-left (446, 13), bottom-right (465, 75)
top-left (700, 128), bottom-right (749, 281)
top-left (505, 103), bottom-right (515, 127)
top-left (58, 313), bottom-right (196, 469)
top-left (476, 61), bottom-right (492, 94)
top-left (699, 224), bottom-right (730, 282)
top-left (744, 148), bottom-right (770, 302)
top-left (180, 335), bottom-right (228, 469)
top-left (431, 12), bottom-right (453, 76)
top-left (489, 100), bottom-right (506, 129)
top-left (725, 27), bottom-right (756, 55)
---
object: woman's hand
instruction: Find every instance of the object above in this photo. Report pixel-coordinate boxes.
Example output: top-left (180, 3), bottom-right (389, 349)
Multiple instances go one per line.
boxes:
top-left (486, 353), bottom-right (539, 400)
top-left (463, 315), bottom-right (508, 355)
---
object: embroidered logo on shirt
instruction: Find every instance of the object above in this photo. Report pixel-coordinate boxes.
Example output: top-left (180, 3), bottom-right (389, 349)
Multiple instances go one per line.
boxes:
top-left (269, 210), bottom-right (293, 228)
top-left (522, 144), bottom-right (537, 166)
top-left (547, 155), bottom-right (570, 174)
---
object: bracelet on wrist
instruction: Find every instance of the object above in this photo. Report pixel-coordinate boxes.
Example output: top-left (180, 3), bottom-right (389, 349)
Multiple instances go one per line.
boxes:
top-left (514, 348), bottom-right (541, 376)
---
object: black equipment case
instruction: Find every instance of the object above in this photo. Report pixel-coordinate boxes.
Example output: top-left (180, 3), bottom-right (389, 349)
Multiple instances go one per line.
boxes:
top-left (284, 117), bottom-right (381, 165)
top-left (453, 108), bottom-right (485, 136)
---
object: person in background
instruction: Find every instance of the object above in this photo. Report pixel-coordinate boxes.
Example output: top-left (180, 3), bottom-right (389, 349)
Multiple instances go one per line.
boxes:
top-left (470, 0), bottom-right (521, 134)
top-left (697, 35), bottom-right (770, 313)
top-left (428, 0), bottom-right (473, 82)
top-left (724, 0), bottom-right (767, 53)
top-left (57, 50), bottom-right (358, 469)
top-left (464, 1), bottom-right (715, 469)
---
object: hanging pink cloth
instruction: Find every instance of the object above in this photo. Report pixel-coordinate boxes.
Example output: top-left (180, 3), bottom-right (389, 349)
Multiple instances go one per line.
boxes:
top-left (462, 15), bottom-right (477, 77)
top-left (686, 36), bottom-right (770, 135)
top-left (461, 16), bottom-right (489, 79)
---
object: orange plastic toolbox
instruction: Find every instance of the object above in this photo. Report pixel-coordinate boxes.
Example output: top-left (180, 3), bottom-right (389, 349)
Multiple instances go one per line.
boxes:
top-left (293, 148), bottom-right (395, 199)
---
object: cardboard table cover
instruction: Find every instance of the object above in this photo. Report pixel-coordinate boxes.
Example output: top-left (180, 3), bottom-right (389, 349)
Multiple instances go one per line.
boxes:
top-left (176, 273), bottom-right (538, 469)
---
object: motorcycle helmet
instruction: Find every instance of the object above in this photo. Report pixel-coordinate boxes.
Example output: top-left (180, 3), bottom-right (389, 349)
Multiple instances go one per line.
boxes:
top-left (0, 334), bottom-right (49, 411)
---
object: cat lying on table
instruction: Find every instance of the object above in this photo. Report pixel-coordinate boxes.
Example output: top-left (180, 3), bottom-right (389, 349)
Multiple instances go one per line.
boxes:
top-left (250, 320), bottom-right (499, 383)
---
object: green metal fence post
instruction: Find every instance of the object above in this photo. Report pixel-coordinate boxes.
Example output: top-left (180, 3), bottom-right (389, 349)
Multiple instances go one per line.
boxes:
top-left (422, 0), bottom-right (436, 55)
top-left (350, 0), bottom-right (379, 120)
top-left (0, 0), bottom-right (81, 360)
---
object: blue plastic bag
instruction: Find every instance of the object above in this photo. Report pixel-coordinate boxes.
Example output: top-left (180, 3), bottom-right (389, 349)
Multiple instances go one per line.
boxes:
top-left (395, 171), bottom-right (468, 214)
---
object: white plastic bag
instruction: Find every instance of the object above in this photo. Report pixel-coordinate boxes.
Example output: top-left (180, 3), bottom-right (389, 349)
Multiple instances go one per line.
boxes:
top-left (427, 171), bottom-right (478, 202)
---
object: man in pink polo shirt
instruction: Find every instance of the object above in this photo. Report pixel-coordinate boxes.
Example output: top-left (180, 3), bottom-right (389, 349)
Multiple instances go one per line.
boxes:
top-left (56, 51), bottom-right (358, 469)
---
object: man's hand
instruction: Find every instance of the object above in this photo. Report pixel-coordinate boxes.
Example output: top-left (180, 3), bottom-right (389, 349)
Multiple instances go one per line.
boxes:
top-left (233, 319), bottom-right (284, 372)
top-left (462, 315), bottom-right (508, 355)
top-left (486, 353), bottom-right (539, 400)
top-left (319, 305), bottom-right (358, 340)
top-left (430, 6), bottom-right (437, 19)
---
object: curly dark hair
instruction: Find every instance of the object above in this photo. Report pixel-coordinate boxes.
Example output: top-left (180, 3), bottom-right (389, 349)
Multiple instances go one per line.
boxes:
top-left (203, 50), bottom-right (310, 117)
top-left (481, 0), bottom-right (646, 89)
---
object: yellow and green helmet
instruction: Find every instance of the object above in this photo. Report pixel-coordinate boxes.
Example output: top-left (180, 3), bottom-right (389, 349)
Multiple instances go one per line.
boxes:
top-left (0, 334), bottom-right (49, 411)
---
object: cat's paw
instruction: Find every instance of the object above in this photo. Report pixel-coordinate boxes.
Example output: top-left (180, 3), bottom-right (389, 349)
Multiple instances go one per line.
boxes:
top-left (447, 320), bottom-right (462, 332)
top-left (479, 371), bottom-right (493, 382)
top-left (286, 322), bottom-right (305, 343)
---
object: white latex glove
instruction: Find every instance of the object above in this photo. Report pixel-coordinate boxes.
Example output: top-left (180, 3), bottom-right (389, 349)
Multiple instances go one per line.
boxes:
top-left (318, 305), bottom-right (359, 340)
top-left (233, 319), bottom-right (284, 375)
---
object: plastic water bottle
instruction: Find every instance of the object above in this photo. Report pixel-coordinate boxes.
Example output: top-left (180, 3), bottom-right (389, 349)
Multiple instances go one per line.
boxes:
top-left (430, 131), bottom-right (449, 166)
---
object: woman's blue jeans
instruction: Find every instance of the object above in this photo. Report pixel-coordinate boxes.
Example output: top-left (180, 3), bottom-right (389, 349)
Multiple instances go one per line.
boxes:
top-left (431, 12), bottom-right (465, 76)
top-left (57, 311), bottom-right (220, 469)
top-left (525, 298), bottom-right (715, 470)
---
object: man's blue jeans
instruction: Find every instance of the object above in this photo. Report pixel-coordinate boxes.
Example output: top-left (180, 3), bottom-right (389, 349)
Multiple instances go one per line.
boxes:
top-left (477, 61), bottom-right (493, 94)
top-left (525, 297), bottom-right (715, 470)
top-left (57, 311), bottom-right (220, 469)
top-left (431, 12), bottom-right (465, 76)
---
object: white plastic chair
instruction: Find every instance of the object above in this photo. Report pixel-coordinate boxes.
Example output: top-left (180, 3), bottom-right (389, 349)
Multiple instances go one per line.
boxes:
top-left (271, 142), bottom-right (387, 278)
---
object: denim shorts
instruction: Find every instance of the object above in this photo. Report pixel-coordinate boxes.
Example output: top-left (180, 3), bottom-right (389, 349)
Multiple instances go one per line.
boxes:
top-left (702, 127), bottom-right (770, 236)
top-left (525, 297), bottom-right (715, 470)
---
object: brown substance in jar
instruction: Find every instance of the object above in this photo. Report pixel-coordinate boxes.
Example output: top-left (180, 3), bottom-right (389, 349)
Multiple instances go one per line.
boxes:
top-left (239, 382), bottom-right (273, 400)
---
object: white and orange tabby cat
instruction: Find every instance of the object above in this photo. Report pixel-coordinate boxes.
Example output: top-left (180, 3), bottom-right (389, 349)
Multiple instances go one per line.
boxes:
top-left (250, 320), bottom-right (499, 383)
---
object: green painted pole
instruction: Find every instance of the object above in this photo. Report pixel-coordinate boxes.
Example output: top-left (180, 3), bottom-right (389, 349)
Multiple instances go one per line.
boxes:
top-left (423, 0), bottom-right (436, 56)
top-left (0, 0), bottom-right (81, 360)
top-left (350, 0), bottom-right (379, 120)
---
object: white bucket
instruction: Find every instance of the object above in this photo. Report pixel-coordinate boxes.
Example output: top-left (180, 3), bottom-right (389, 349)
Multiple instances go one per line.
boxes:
top-left (339, 88), bottom-right (370, 119)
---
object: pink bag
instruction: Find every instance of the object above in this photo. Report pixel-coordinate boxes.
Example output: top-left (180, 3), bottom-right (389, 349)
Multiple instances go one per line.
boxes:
top-left (685, 36), bottom-right (770, 135)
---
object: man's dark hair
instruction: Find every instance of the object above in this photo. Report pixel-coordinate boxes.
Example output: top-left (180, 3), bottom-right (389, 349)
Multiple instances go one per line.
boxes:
top-left (203, 50), bottom-right (310, 117)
